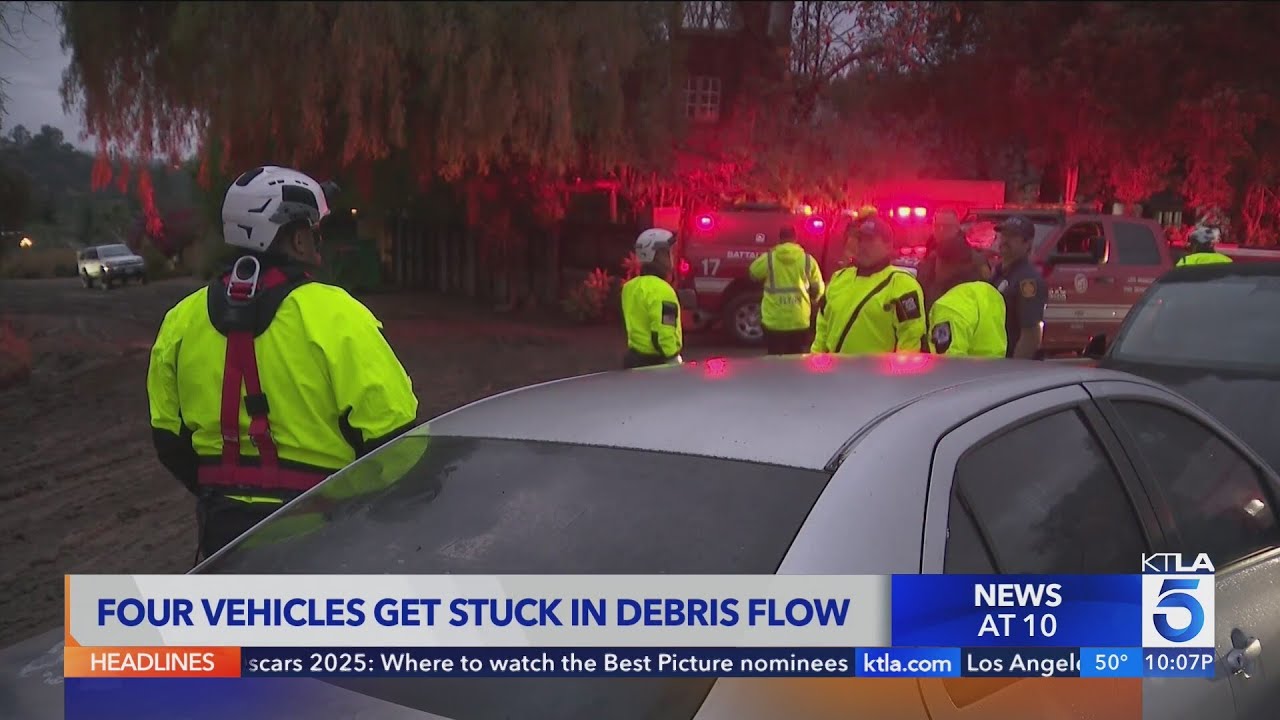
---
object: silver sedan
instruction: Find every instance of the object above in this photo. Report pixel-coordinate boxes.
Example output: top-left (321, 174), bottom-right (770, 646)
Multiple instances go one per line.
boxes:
top-left (4, 355), bottom-right (1279, 720)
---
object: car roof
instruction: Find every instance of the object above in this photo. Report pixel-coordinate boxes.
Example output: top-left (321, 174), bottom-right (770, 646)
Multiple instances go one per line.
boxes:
top-left (415, 356), bottom-right (1141, 471)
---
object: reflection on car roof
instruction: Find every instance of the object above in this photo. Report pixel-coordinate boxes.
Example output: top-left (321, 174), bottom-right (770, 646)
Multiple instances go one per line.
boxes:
top-left (418, 356), bottom-right (1136, 471)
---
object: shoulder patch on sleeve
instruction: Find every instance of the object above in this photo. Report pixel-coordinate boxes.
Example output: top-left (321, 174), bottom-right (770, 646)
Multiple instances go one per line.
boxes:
top-left (894, 291), bottom-right (922, 321)
top-left (661, 301), bottom-right (678, 326)
top-left (931, 321), bottom-right (952, 354)
top-left (1019, 278), bottom-right (1038, 299)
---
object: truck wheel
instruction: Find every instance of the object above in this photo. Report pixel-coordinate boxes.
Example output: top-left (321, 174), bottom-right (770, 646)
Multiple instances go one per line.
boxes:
top-left (722, 293), bottom-right (764, 346)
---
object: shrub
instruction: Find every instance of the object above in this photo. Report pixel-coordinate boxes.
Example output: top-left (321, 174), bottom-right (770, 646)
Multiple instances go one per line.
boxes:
top-left (561, 268), bottom-right (614, 324)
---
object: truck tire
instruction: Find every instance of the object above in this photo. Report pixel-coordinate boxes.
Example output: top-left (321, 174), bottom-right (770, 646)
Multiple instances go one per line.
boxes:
top-left (722, 293), bottom-right (764, 346)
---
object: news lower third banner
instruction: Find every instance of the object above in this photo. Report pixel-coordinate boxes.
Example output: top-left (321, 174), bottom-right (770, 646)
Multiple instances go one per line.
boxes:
top-left (62, 566), bottom-right (1217, 681)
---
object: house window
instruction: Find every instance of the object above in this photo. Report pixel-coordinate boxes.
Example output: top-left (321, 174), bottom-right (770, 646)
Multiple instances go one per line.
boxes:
top-left (685, 76), bottom-right (721, 123)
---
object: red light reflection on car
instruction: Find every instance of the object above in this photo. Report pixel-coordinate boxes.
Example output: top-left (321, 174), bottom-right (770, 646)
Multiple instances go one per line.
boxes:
top-left (878, 353), bottom-right (937, 375)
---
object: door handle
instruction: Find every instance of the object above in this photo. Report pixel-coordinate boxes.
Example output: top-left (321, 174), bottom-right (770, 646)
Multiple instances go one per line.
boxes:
top-left (1226, 628), bottom-right (1262, 678)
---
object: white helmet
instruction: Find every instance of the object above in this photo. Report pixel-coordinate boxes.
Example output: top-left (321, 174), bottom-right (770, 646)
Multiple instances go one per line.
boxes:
top-left (1188, 225), bottom-right (1221, 247)
top-left (635, 228), bottom-right (675, 263)
top-left (222, 166), bottom-right (333, 251)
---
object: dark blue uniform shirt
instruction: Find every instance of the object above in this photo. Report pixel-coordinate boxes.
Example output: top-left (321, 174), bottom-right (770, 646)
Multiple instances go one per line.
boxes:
top-left (991, 258), bottom-right (1047, 358)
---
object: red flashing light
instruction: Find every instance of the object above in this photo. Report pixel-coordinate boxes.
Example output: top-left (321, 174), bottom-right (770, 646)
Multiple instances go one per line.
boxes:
top-left (897, 206), bottom-right (911, 219)
top-left (678, 258), bottom-right (691, 277)
top-left (914, 246), bottom-right (927, 257)
top-left (806, 217), bottom-right (826, 234)
top-left (913, 207), bottom-right (928, 218)
top-left (695, 214), bottom-right (715, 231)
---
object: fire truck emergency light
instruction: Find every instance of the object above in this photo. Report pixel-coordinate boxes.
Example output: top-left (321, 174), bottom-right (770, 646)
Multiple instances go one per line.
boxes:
top-left (695, 214), bottom-right (715, 231)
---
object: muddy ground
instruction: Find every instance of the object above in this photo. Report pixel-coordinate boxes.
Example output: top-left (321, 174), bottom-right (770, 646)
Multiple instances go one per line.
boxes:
top-left (0, 277), bottom-right (756, 647)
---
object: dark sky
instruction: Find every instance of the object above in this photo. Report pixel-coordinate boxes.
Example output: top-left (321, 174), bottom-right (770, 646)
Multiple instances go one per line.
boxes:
top-left (1, 3), bottom-right (94, 150)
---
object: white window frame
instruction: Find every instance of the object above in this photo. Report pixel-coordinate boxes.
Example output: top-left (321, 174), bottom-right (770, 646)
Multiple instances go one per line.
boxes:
top-left (685, 75), bottom-right (722, 123)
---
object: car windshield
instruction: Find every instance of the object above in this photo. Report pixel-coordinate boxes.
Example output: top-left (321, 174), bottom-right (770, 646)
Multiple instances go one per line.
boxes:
top-left (198, 435), bottom-right (832, 720)
top-left (1111, 274), bottom-right (1280, 372)
top-left (962, 217), bottom-right (1059, 252)
top-left (98, 245), bottom-right (131, 258)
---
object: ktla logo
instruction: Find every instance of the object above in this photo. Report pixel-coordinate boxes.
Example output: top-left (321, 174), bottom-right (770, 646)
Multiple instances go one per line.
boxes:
top-left (1141, 553), bottom-right (1216, 648)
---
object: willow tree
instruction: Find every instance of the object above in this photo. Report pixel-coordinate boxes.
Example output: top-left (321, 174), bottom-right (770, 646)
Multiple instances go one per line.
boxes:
top-left (60, 2), bottom-right (676, 204)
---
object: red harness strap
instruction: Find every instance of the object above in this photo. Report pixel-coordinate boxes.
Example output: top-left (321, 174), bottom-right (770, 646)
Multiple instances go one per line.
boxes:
top-left (202, 266), bottom-right (326, 493)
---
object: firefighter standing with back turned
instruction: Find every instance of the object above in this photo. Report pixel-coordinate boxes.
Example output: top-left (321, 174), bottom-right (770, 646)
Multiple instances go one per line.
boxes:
top-left (811, 216), bottom-right (927, 355)
top-left (749, 225), bottom-right (825, 355)
top-left (928, 234), bottom-right (1008, 357)
top-left (1175, 225), bottom-right (1233, 266)
top-left (147, 166), bottom-right (419, 562)
top-left (621, 228), bottom-right (683, 368)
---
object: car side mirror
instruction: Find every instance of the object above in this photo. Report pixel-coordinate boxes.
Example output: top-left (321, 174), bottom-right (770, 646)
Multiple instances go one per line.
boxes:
top-left (1083, 333), bottom-right (1108, 359)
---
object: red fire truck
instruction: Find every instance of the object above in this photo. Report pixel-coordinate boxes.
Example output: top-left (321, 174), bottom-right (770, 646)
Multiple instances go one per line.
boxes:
top-left (673, 179), bottom-right (1007, 345)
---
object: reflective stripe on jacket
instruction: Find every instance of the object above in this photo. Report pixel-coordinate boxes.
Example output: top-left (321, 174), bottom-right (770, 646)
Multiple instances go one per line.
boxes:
top-left (811, 265), bottom-right (927, 355)
top-left (749, 242), bottom-right (826, 331)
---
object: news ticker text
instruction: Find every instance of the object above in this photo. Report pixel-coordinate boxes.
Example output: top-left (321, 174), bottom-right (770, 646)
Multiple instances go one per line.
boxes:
top-left (71, 646), bottom-right (1215, 679)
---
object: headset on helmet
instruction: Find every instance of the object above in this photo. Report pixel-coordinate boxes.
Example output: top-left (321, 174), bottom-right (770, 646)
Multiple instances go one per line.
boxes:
top-left (634, 228), bottom-right (675, 263)
top-left (222, 166), bottom-right (335, 252)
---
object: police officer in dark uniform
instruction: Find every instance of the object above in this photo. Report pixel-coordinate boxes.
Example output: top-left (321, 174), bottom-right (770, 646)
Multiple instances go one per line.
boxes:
top-left (990, 215), bottom-right (1047, 359)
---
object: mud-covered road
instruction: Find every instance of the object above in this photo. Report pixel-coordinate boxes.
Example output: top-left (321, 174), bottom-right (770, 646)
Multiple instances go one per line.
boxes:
top-left (0, 277), bottom-right (756, 646)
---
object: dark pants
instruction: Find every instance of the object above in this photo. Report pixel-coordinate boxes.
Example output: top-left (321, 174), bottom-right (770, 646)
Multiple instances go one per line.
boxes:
top-left (195, 493), bottom-right (290, 564)
top-left (623, 349), bottom-right (666, 369)
top-left (764, 328), bottom-right (811, 355)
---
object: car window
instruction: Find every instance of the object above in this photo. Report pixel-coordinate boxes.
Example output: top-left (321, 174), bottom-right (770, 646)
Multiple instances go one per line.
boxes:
top-left (946, 408), bottom-right (1147, 573)
top-left (198, 435), bottom-right (832, 720)
top-left (98, 245), bottom-right (129, 257)
top-left (1110, 274), bottom-right (1280, 371)
top-left (1054, 222), bottom-right (1105, 258)
top-left (944, 494), bottom-right (997, 573)
top-left (1111, 222), bottom-right (1162, 265)
top-left (83, 249), bottom-right (97, 260)
top-left (1110, 400), bottom-right (1280, 567)
top-left (962, 218), bottom-right (1058, 252)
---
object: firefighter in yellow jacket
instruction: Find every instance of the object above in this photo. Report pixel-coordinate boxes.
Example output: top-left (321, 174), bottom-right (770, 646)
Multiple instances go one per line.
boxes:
top-left (621, 228), bottom-right (683, 368)
top-left (1175, 226), bottom-right (1233, 266)
top-left (812, 216), bottom-right (926, 355)
top-left (749, 225), bottom-right (825, 355)
top-left (928, 234), bottom-right (1008, 357)
top-left (147, 166), bottom-right (419, 562)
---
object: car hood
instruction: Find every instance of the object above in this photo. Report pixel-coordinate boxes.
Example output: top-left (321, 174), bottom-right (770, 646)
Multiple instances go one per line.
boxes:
top-left (101, 254), bottom-right (144, 265)
top-left (1099, 358), bottom-right (1280, 471)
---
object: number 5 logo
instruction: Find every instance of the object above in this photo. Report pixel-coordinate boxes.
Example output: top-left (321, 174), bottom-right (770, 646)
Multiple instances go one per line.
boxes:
top-left (1154, 579), bottom-right (1205, 643)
